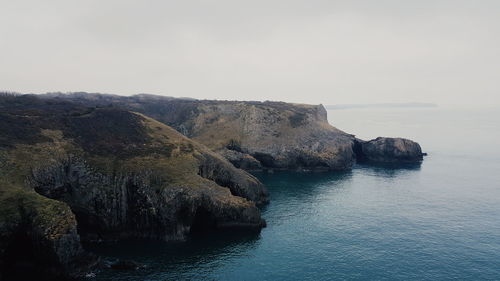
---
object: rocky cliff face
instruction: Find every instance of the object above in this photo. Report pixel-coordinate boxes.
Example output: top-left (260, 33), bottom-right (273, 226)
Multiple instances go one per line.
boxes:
top-left (0, 185), bottom-right (96, 280)
top-left (0, 94), bottom-right (268, 279)
top-left (189, 101), bottom-right (357, 171)
top-left (29, 155), bottom-right (265, 241)
top-left (41, 92), bottom-right (425, 169)
top-left (0, 93), bottom-right (426, 279)
top-left (43, 93), bottom-right (359, 170)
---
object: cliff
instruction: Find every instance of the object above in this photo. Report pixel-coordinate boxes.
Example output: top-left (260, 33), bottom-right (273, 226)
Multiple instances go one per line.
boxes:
top-left (42, 92), bottom-right (425, 170)
top-left (0, 184), bottom-right (95, 280)
top-left (0, 94), bottom-right (267, 278)
top-left (0, 92), bottom-right (425, 279)
top-left (155, 100), bottom-right (357, 170)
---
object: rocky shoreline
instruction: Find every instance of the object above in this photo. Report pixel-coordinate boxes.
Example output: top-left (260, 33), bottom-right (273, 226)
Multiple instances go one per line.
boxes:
top-left (0, 92), bottom-right (425, 279)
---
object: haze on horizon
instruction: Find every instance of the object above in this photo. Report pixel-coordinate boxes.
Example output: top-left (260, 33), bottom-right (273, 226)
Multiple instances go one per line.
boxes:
top-left (1, 0), bottom-right (499, 107)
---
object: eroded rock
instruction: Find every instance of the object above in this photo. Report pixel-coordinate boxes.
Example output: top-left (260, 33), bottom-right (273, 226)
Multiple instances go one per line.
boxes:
top-left (355, 137), bottom-right (425, 163)
top-left (0, 95), bottom-right (269, 279)
top-left (216, 149), bottom-right (263, 171)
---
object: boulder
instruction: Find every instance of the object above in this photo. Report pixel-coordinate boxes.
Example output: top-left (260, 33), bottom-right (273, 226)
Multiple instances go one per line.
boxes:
top-left (356, 137), bottom-right (425, 163)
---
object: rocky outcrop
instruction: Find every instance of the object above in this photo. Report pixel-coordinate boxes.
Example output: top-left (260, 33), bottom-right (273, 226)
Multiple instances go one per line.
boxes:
top-left (196, 152), bottom-right (267, 204)
top-left (216, 149), bottom-right (263, 170)
top-left (0, 94), bottom-right (268, 279)
top-left (5, 108), bottom-right (268, 239)
top-left (0, 92), bottom-right (427, 279)
top-left (42, 93), bottom-right (359, 171)
top-left (39, 93), bottom-right (427, 169)
top-left (29, 156), bottom-right (265, 241)
top-left (354, 137), bottom-right (425, 163)
top-left (0, 186), bottom-right (96, 280)
top-left (41, 92), bottom-right (426, 170)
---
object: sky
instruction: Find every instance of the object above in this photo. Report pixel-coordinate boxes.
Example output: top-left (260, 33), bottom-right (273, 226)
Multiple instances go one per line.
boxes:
top-left (1, 0), bottom-right (499, 107)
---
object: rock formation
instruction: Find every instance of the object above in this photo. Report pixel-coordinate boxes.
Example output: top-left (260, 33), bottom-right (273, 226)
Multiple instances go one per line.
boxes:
top-left (0, 92), bottom-right (425, 279)
top-left (41, 92), bottom-right (425, 169)
top-left (41, 93), bottom-right (357, 170)
top-left (0, 184), bottom-right (96, 280)
top-left (354, 137), bottom-right (425, 163)
top-left (0, 94), bottom-right (267, 279)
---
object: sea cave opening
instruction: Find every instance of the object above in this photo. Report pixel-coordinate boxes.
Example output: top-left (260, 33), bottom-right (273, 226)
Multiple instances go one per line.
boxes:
top-left (190, 206), bottom-right (217, 234)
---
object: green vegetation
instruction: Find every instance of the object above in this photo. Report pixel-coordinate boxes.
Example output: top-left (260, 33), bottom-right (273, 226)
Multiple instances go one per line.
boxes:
top-left (65, 108), bottom-right (152, 157)
top-left (0, 93), bottom-right (269, 279)
top-left (0, 182), bottom-right (75, 241)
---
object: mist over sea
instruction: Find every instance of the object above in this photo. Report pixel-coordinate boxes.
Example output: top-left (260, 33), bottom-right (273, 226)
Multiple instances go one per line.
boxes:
top-left (88, 107), bottom-right (500, 281)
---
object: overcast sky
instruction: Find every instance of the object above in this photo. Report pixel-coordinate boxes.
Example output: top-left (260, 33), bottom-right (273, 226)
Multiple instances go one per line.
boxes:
top-left (1, 0), bottom-right (499, 106)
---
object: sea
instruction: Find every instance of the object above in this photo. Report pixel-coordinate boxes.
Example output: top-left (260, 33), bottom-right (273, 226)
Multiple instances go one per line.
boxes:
top-left (86, 106), bottom-right (500, 281)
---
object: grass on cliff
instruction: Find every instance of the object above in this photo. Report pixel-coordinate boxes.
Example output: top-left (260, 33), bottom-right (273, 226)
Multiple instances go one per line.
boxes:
top-left (0, 94), bottom-right (250, 216)
top-left (0, 182), bottom-right (76, 240)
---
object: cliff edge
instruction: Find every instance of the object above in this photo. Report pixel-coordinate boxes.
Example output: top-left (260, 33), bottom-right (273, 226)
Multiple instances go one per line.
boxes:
top-left (0, 94), bottom-right (268, 279)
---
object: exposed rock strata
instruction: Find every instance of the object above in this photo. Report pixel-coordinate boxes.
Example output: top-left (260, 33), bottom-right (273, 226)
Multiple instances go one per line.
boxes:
top-left (29, 156), bottom-right (265, 241)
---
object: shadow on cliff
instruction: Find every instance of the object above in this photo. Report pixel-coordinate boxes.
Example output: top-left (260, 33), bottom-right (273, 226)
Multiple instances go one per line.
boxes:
top-left (83, 231), bottom-right (261, 279)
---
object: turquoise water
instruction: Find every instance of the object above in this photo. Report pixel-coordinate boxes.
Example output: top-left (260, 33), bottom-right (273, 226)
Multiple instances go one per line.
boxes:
top-left (87, 107), bottom-right (500, 280)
